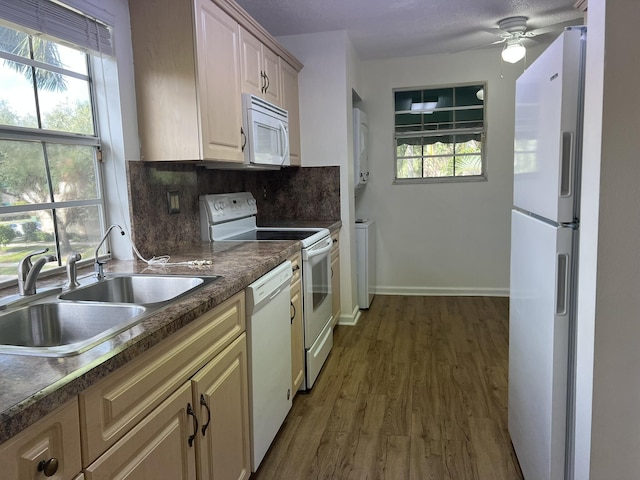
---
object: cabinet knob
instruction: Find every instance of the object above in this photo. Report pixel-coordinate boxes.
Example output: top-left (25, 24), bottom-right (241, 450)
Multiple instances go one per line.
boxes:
top-left (37, 458), bottom-right (59, 477)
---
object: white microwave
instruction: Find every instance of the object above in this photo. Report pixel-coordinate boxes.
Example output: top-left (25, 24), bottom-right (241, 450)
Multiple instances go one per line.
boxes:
top-left (242, 93), bottom-right (290, 168)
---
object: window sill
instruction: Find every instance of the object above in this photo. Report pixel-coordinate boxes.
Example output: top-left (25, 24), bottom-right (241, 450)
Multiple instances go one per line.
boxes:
top-left (393, 175), bottom-right (487, 185)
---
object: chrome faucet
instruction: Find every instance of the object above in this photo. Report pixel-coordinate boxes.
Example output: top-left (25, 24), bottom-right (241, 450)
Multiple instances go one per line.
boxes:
top-left (17, 248), bottom-right (58, 296)
top-left (94, 224), bottom-right (125, 280)
top-left (65, 253), bottom-right (82, 289)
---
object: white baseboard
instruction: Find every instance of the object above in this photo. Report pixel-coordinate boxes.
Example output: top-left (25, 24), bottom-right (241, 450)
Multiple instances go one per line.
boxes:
top-left (374, 286), bottom-right (510, 297)
top-left (337, 304), bottom-right (361, 326)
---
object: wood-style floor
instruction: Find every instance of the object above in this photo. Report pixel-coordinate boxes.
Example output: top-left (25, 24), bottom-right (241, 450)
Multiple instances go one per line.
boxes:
top-left (252, 295), bottom-right (523, 480)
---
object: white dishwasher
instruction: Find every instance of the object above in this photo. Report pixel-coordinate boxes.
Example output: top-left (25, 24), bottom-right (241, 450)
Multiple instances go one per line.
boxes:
top-left (245, 261), bottom-right (293, 472)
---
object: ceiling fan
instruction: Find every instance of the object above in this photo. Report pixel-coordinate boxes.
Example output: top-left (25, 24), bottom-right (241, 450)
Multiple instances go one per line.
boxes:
top-left (482, 15), bottom-right (580, 63)
top-left (489, 16), bottom-right (537, 63)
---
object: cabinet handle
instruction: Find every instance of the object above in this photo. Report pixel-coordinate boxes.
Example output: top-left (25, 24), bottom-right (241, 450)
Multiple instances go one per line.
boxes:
top-left (264, 72), bottom-right (270, 93)
top-left (333, 238), bottom-right (338, 245)
top-left (240, 127), bottom-right (247, 152)
top-left (260, 71), bottom-right (266, 93)
top-left (37, 458), bottom-right (59, 477)
top-left (187, 403), bottom-right (198, 447)
top-left (290, 301), bottom-right (296, 323)
top-left (200, 394), bottom-right (211, 436)
top-left (292, 264), bottom-right (300, 272)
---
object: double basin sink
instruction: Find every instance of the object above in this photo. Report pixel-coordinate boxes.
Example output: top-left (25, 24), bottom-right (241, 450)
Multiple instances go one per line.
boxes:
top-left (0, 274), bottom-right (220, 357)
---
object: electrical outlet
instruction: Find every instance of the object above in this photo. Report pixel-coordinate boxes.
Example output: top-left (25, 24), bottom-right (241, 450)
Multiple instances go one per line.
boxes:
top-left (167, 191), bottom-right (180, 214)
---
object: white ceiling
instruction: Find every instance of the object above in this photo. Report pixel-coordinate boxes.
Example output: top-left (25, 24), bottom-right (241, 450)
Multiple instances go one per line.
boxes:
top-left (235, 0), bottom-right (584, 59)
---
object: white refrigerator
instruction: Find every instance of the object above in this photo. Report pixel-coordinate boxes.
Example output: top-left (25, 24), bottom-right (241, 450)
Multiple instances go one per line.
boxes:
top-left (508, 27), bottom-right (586, 480)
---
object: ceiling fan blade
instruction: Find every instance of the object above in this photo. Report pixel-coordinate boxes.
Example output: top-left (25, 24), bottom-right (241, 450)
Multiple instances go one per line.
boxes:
top-left (527, 18), bottom-right (583, 37)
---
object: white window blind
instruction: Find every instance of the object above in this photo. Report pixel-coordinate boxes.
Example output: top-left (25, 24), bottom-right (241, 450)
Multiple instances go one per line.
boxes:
top-left (0, 0), bottom-right (113, 56)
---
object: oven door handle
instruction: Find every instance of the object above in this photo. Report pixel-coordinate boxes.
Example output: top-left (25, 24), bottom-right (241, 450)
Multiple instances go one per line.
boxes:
top-left (304, 237), bottom-right (333, 259)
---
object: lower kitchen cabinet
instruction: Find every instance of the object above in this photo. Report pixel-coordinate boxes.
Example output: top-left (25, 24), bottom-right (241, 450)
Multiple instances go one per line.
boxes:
top-left (84, 335), bottom-right (250, 480)
top-left (79, 292), bottom-right (248, 479)
top-left (331, 232), bottom-right (341, 327)
top-left (83, 383), bottom-right (197, 480)
top-left (191, 334), bottom-right (250, 480)
top-left (288, 252), bottom-right (304, 396)
top-left (0, 398), bottom-right (81, 480)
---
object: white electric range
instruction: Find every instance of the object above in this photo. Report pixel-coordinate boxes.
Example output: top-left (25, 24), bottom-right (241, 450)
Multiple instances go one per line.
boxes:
top-left (199, 192), bottom-right (334, 390)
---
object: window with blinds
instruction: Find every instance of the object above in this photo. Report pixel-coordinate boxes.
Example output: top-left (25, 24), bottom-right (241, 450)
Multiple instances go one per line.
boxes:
top-left (0, 1), bottom-right (111, 284)
top-left (394, 84), bottom-right (486, 183)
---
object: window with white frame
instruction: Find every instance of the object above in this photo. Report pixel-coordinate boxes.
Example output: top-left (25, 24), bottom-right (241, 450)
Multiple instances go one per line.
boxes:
top-left (0, 2), bottom-right (112, 284)
top-left (394, 84), bottom-right (486, 183)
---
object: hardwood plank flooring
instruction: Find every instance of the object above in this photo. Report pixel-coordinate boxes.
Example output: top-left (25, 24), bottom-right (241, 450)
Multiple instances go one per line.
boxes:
top-left (252, 295), bottom-right (523, 480)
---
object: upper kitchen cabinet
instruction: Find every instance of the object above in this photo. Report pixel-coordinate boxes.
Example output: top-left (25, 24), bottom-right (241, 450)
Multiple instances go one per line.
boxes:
top-left (240, 28), bottom-right (281, 106)
top-left (280, 60), bottom-right (301, 166)
top-left (129, 0), bottom-right (302, 163)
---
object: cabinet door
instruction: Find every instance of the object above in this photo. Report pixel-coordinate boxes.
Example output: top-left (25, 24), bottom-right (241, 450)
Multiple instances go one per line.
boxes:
top-left (0, 399), bottom-right (81, 480)
top-left (239, 27), bottom-right (264, 98)
top-left (191, 334), bottom-right (251, 480)
top-left (194, 0), bottom-right (244, 162)
top-left (261, 47), bottom-right (281, 106)
top-left (291, 279), bottom-right (304, 394)
top-left (84, 383), bottom-right (196, 480)
top-left (280, 59), bottom-right (301, 165)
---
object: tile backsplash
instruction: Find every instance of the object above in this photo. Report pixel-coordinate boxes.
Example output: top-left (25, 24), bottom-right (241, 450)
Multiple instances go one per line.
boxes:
top-left (126, 162), bottom-right (340, 258)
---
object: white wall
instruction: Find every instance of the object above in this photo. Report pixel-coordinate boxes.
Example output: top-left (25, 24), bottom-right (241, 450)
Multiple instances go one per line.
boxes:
top-left (278, 31), bottom-right (361, 323)
top-left (355, 48), bottom-right (540, 296)
top-left (575, 0), bottom-right (640, 477)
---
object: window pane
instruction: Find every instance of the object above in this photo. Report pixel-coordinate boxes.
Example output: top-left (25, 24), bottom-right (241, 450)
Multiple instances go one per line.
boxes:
top-left (455, 155), bottom-right (482, 176)
top-left (455, 86), bottom-right (484, 107)
top-left (0, 25), bottom-right (30, 59)
top-left (0, 211), bottom-right (57, 282)
top-left (37, 71), bottom-right (94, 135)
top-left (455, 137), bottom-right (482, 154)
top-left (396, 138), bottom-right (422, 158)
top-left (55, 205), bottom-right (102, 260)
top-left (397, 159), bottom-right (422, 178)
top-left (429, 88), bottom-right (453, 108)
top-left (0, 140), bottom-right (50, 206)
top-left (47, 144), bottom-right (99, 201)
top-left (33, 38), bottom-right (88, 75)
top-left (395, 90), bottom-right (420, 112)
top-left (424, 157), bottom-right (454, 178)
top-left (0, 61), bottom-right (38, 128)
top-left (424, 136), bottom-right (454, 155)
top-left (424, 110), bottom-right (453, 130)
top-left (455, 109), bottom-right (483, 129)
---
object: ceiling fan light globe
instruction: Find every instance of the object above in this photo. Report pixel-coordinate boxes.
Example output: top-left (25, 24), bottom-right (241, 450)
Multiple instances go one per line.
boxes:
top-left (502, 42), bottom-right (526, 63)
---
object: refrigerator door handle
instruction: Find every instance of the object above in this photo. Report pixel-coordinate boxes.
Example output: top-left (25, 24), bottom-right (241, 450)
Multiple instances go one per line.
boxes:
top-left (556, 253), bottom-right (569, 315)
top-left (560, 131), bottom-right (574, 197)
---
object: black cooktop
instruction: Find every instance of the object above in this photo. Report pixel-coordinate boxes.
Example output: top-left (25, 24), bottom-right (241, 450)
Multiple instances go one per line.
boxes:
top-left (226, 230), bottom-right (317, 241)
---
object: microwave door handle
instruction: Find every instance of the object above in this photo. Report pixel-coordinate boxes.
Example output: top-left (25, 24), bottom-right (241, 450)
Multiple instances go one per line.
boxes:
top-left (279, 120), bottom-right (289, 164)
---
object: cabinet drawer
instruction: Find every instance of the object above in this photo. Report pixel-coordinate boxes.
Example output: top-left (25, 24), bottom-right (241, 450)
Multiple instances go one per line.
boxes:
top-left (0, 398), bottom-right (81, 480)
top-left (80, 292), bottom-right (245, 465)
top-left (288, 251), bottom-right (301, 285)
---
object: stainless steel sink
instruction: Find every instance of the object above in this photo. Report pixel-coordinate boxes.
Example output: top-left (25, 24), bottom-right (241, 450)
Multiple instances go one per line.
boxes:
top-left (0, 302), bottom-right (146, 356)
top-left (59, 274), bottom-right (219, 305)
top-left (0, 274), bottom-right (221, 357)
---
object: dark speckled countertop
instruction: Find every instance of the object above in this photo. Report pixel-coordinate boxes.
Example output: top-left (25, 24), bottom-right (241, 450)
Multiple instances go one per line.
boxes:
top-left (0, 220), bottom-right (340, 444)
